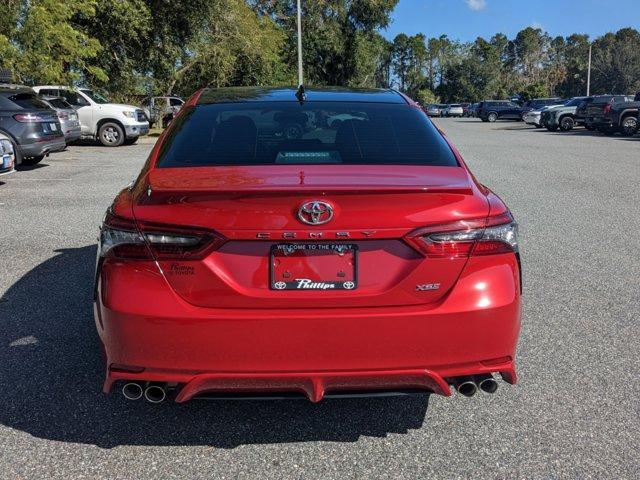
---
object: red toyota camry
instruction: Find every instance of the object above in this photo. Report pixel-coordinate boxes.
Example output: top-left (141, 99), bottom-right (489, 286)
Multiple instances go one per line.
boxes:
top-left (95, 87), bottom-right (521, 404)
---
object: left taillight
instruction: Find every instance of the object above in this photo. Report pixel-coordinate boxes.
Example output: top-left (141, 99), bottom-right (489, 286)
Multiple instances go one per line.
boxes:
top-left (405, 212), bottom-right (518, 258)
top-left (99, 210), bottom-right (225, 260)
top-left (13, 113), bottom-right (47, 123)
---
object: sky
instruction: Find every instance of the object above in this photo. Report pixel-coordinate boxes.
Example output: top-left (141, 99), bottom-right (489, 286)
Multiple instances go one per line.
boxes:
top-left (384, 0), bottom-right (640, 42)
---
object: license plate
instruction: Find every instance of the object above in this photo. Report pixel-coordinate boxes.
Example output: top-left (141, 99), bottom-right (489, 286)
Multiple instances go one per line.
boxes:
top-left (2, 154), bottom-right (12, 170)
top-left (270, 243), bottom-right (358, 290)
top-left (50, 123), bottom-right (58, 131)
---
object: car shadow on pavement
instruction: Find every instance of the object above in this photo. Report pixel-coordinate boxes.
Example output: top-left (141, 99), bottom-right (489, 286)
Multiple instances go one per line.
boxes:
top-left (15, 163), bottom-right (49, 172)
top-left (0, 245), bottom-right (430, 449)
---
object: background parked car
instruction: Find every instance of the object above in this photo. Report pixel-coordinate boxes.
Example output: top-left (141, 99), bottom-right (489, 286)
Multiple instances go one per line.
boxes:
top-left (460, 103), bottom-right (471, 116)
top-left (519, 98), bottom-right (563, 120)
top-left (39, 96), bottom-right (82, 143)
top-left (523, 109), bottom-right (544, 128)
top-left (574, 97), bottom-right (595, 129)
top-left (589, 93), bottom-right (639, 136)
top-left (543, 97), bottom-right (589, 132)
top-left (476, 100), bottom-right (522, 122)
top-left (142, 96), bottom-right (184, 128)
top-left (584, 94), bottom-right (635, 133)
top-left (32, 86), bottom-right (149, 147)
top-left (425, 104), bottom-right (441, 116)
top-left (0, 131), bottom-right (16, 175)
top-left (0, 84), bottom-right (65, 165)
top-left (445, 104), bottom-right (464, 117)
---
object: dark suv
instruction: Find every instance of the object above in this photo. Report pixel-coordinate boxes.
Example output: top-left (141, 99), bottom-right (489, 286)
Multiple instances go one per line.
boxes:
top-left (476, 100), bottom-right (522, 122)
top-left (0, 84), bottom-right (66, 166)
top-left (585, 95), bottom-right (635, 133)
top-left (586, 93), bottom-right (639, 135)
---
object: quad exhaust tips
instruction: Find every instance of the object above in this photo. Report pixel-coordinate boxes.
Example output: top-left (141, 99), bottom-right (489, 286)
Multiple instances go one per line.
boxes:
top-left (476, 374), bottom-right (499, 394)
top-left (121, 382), bottom-right (167, 403)
top-left (144, 383), bottom-right (167, 404)
top-left (452, 374), bottom-right (499, 397)
top-left (122, 382), bottom-right (143, 401)
top-left (454, 376), bottom-right (478, 397)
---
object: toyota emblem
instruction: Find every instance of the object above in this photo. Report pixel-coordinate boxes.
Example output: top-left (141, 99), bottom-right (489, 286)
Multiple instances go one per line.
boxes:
top-left (297, 201), bottom-right (334, 225)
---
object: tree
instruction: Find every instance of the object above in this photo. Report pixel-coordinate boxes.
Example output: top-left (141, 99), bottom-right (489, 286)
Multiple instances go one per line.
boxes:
top-left (350, 32), bottom-right (393, 88)
top-left (510, 27), bottom-right (551, 89)
top-left (415, 88), bottom-right (439, 105)
top-left (171, 0), bottom-right (291, 95)
top-left (519, 82), bottom-right (548, 101)
top-left (1, 0), bottom-right (105, 85)
top-left (80, 0), bottom-right (151, 95)
top-left (556, 34), bottom-right (590, 97)
top-left (252, 0), bottom-right (398, 86)
top-left (591, 28), bottom-right (640, 95)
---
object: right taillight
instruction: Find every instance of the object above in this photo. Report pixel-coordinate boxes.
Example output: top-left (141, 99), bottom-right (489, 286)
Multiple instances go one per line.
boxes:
top-left (99, 210), bottom-right (225, 260)
top-left (405, 212), bottom-right (518, 258)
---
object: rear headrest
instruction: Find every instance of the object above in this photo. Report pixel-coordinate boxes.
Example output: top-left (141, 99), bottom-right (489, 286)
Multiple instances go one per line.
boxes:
top-left (212, 115), bottom-right (257, 160)
top-left (335, 118), bottom-right (398, 162)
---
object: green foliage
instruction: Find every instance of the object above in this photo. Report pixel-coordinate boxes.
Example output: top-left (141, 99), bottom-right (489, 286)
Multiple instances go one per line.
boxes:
top-left (399, 26), bottom-right (640, 102)
top-left (519, 83), bottom-right (549, 101)
top-left (1, 2), bottom-right (640, 102)
top-left (392, 33), bottom-right (427, 94)
top-left (171, 0), bottom-right (292, 95)
top-left (252, 0), bottom-right (398, 87)
top-left (591, 28), bottom-right (640, 95)
top-left (3, 0), bottom-right (105, 85)
top-left (349, 32), bottom-right (393, 88)
top-left (415, 88), bottom-right (439, 105)
top-left (80, 0), bottom-right (151, 95)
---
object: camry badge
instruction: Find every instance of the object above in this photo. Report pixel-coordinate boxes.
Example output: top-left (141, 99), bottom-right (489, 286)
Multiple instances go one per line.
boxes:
top-left (297, 201), bottom-right (334, 225)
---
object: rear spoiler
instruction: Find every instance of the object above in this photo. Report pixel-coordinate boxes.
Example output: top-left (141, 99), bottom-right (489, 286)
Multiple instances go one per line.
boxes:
top-left (139, 185), bottom-right (474, 204)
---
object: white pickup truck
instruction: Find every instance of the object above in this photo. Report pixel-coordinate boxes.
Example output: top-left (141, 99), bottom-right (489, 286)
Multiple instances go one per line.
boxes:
top-left (32, 86), bottom-right (149, 146)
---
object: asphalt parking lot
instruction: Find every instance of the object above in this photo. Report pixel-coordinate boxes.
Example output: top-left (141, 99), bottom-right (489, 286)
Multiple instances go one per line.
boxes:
top-left (1, 119), bottom-right (638, 479)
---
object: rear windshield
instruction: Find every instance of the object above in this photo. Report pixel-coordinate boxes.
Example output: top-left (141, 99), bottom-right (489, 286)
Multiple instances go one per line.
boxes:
top-left (157, 102), bottom-right (458, 167)
top-left (5, 92), bottom-right (51, 110)
top-left (47, 98), bottom-right (72, 109)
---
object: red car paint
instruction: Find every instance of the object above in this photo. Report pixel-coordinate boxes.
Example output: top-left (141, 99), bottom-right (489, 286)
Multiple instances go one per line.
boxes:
top-left (95, 88), bottom-right (521, 402)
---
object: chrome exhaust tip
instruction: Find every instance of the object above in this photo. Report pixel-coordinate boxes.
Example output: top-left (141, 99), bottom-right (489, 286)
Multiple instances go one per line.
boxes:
top-left (477, 374), bottom-right (499, 394)
top-left (454, 377), bottom-right (477, 397)
top-left (122, 382), bottom-right (143, 401)
top-left (144, 383), bottom-right (167, 404)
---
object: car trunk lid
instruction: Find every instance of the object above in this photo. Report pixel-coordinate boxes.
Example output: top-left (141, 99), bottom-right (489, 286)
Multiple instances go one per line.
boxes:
top-left (132, 165), bottom-right (489, 309)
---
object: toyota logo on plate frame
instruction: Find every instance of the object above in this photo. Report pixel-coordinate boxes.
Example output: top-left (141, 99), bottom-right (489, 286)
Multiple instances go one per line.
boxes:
top-left (297, 201), bottom-right (334, 225)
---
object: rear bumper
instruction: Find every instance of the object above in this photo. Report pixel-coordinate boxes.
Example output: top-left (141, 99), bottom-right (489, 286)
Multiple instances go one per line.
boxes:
top-left (63, 125), bottom-right (82, 142)
top-left (96, 254), bottom-right (521, 401)
top-left (19, 135), bottom-right (66, 159)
